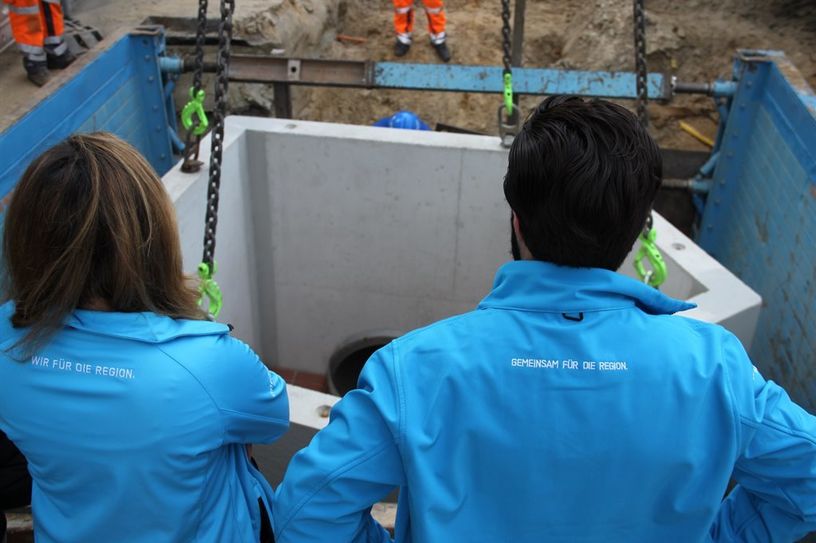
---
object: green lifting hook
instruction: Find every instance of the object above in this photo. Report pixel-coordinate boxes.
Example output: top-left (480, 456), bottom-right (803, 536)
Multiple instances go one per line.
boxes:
top-left (503, 71), bottom-right (514, 116)
top-left (633, 219), bottom-right (668, 288)
top-left (181, 87), bottom-right (209, 136)
top-left (198, 261), bottom-right (223, 317)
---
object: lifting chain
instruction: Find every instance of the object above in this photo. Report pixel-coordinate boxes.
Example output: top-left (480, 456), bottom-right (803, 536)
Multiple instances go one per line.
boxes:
top-left (498, 0), bottom-right (519, 148)
top-left (501, 0), bottom-right (512, 114)
top-left (180, 0), bottom-right (209, 173)
top-left (178, 0), bottom-right (232, 317)
top-left (200, 0), bottom-right (235, 283)
top-left (631, 0), bottom-right (667, 288)
top-left (633, 0), bottom-right (649, 127)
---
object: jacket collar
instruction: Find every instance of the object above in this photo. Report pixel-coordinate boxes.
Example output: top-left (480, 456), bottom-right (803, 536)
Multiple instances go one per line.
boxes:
top-left (478, 260), bottom-right (695, 315)
top-left (64, 309), bottom-right (229, 343)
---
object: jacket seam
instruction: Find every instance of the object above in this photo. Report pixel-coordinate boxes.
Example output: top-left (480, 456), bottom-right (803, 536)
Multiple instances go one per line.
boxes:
top-left (720, 338), bottom-right (743, 461)
top-left (733, 508), bottom-right (762, 536)
top-left (156, 345), bottom-right (228, 447)
top-left (390, 341), bottom-right (407, 466)
top-left (478, 303), bottom-right (637, 314)
top-left (142, 312), bottom-right (161, 342)
top-left (739, 414), bottom-right (816, 446)
top-left (217, 408), bottom-right (289, 428)
top-left (275, 441), bottom-right (395, 538)
top-left (155, 345), bottom-right (227, 538)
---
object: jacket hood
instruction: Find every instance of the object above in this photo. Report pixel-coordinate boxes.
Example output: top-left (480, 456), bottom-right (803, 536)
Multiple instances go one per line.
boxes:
top-left (64, 309), bottom-right (229, 343)
top-left (479, 260), bottom-right (696, 315)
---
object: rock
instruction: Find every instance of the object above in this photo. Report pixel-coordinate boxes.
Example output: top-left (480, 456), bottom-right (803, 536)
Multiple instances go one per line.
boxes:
top-left (232, 0), bottom-right (343, 54)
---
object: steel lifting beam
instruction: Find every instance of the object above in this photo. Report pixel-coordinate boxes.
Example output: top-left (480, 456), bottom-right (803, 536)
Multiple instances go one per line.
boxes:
top-left (190, 55), bottom-right (675, 101)
top-left (165, 55), bottom-right (736, 101)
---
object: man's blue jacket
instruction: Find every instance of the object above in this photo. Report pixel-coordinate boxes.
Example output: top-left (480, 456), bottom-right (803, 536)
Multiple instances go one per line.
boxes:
top-left (0, 303), bottom-right (289, 542)
top-left (273, 260), bottom-right (816, 542)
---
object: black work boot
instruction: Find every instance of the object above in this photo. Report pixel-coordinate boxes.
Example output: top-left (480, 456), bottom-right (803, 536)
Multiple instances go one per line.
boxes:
top-left (23, 58), bottom-right (50, 87)
top-left (394, 39), bottom-right (411, 57)
top-left (47, 50), bottom-right (77, 70)
top-left (432, 40), bottom-right (451, 63)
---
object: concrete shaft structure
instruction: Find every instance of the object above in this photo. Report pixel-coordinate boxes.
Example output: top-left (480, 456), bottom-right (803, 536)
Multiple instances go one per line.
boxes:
top-left (162, 117), bottom-right (761, 380)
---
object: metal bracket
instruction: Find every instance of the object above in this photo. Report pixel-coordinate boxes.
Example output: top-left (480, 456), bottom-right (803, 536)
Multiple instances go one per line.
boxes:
top-left (131, 24), bottom-right (164, 37)
top-left (498, 105), bottom-right (521, 148)
top-left (363, 60), bottom-right (375, 88)
top-left (287, 59), bottom-right (301, 82)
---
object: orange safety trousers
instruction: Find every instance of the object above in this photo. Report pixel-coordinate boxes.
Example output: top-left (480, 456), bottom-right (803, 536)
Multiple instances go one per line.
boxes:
top-left (3, 0), bottom-right (65, 61)
top-left (393, 0), bottom-right (446, 45)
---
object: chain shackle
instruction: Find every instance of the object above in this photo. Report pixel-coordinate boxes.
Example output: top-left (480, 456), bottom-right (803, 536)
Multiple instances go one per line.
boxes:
top-left (633, 0), bottom-right (649, 127)
top-left (201, 0), bottom-right (235, 269)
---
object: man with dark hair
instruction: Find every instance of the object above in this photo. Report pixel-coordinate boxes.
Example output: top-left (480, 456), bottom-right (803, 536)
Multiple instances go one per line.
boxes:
top-left (505, 96), bottom-right (661, 269)
top-left (273, 96), bottom-right (816, 542)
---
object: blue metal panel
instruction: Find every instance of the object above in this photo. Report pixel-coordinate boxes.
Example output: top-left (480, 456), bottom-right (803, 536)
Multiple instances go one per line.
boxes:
top-left (699, 52), bottom-right (816, 410)
top-left (0, 29), bottom-right (176, 202)
top-left (373, 63), bottom-right (668, 100)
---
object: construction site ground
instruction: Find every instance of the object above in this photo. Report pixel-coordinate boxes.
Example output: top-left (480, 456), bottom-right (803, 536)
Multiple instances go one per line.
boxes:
top-left (1, 0), bottom-right (815, 150)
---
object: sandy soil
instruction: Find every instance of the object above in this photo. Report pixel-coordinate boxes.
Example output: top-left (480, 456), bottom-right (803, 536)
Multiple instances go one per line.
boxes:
top-left (1, 0), bottom-right (814, 150)
top-left (291, 0), bottom-right (816, 150)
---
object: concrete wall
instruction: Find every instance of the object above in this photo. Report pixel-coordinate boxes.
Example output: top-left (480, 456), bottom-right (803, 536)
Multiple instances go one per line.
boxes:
top-left (162, 117), bottom-right (761, 374)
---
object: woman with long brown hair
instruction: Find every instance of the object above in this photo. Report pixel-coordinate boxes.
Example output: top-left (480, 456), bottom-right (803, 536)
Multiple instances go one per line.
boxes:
top-left (0, 133), bottom-right (288, 542)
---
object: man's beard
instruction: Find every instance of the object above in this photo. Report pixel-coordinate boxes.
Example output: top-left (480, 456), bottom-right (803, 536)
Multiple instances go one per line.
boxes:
top-left (510, 215), bottom-right (521, 261)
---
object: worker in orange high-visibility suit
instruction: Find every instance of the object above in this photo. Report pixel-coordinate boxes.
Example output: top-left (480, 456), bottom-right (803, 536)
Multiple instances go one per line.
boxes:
top-left (3, 0), bottom-right (75, 86)
top-left (392, 0), bottom-right (451, 62)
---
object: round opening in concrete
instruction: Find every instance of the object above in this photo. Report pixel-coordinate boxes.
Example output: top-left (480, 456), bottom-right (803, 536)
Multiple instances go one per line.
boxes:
top-left (327, 331), bottom-right (401, 396)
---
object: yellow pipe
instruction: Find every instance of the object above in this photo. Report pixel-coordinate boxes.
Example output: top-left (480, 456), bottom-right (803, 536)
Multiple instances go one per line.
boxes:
top-left (679, 121), bottom-right (714, 148)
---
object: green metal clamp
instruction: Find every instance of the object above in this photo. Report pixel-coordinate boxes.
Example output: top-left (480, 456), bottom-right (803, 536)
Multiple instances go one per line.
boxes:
top-left (181, 87), bottom-right (209, 136)
top-left (198, 261), bottom-right (223, 317)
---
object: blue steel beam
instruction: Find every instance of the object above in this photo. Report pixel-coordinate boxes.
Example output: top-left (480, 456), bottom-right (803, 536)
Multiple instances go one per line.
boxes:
top-left (372, 62), bottom-right (670, 100)
top-left (170, 56), bottom-right (679, 101)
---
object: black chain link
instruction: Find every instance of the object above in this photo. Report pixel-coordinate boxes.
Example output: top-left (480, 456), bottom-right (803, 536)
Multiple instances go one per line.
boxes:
top-left (201, 0), bottom-right (234, 269)
top-left (190, 0), bottom-right (208, 98)
top-left (501, 0), bottom-right (512, 76)
top-left (633, 0), bottom-right (649, 127)
top-left (181, 0), bottom-right (209, 172)
top-left (498, 0), bottom-right (519, 146)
